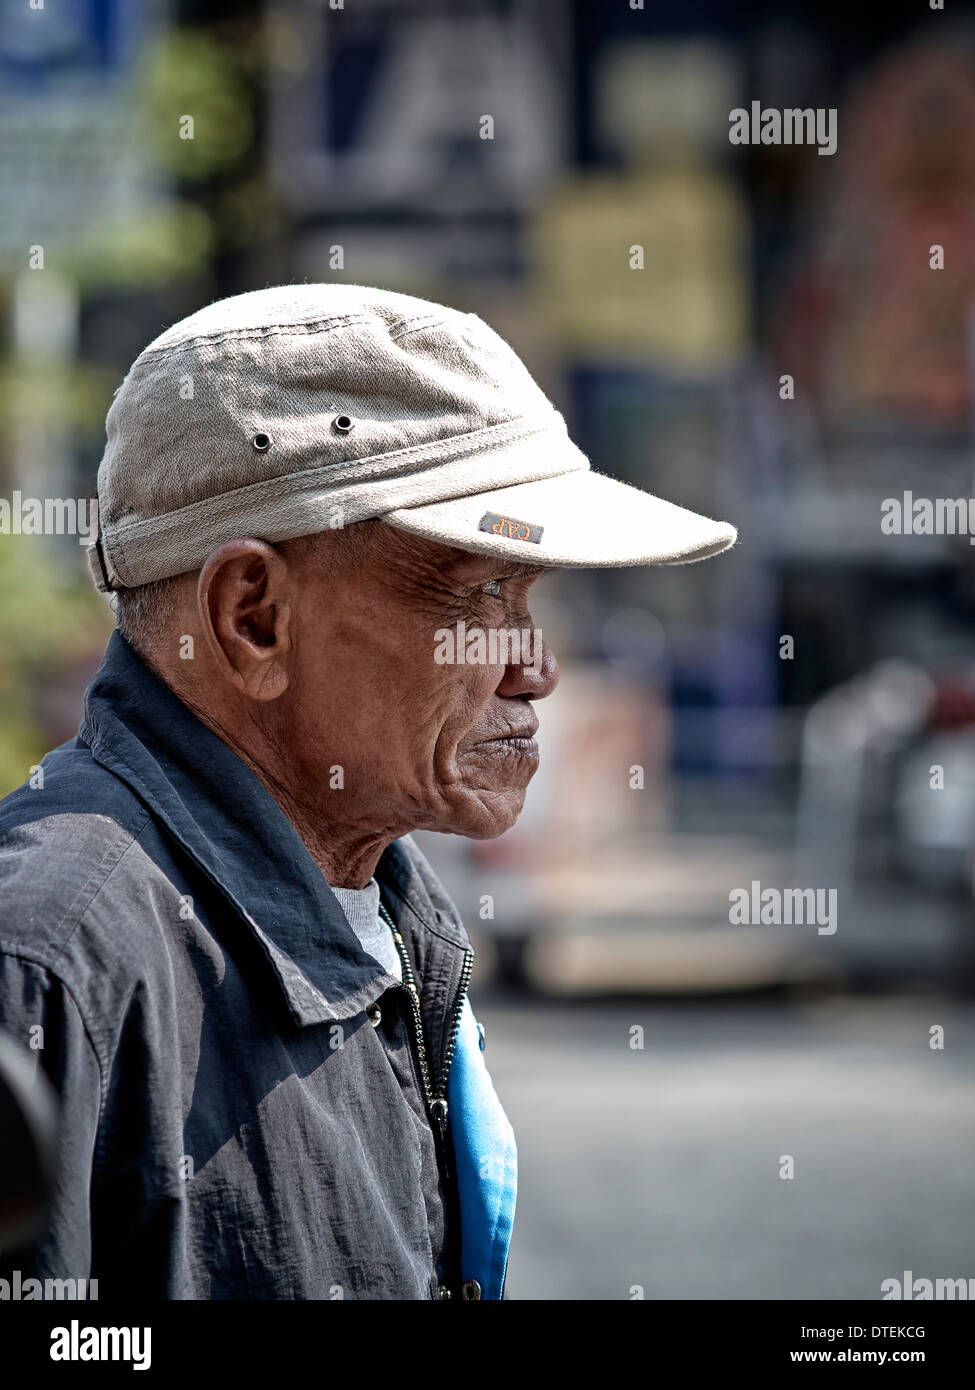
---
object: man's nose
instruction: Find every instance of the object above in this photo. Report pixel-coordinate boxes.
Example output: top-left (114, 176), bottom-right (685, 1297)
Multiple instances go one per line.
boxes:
top-left (495, 635), bottom-right (560, 700)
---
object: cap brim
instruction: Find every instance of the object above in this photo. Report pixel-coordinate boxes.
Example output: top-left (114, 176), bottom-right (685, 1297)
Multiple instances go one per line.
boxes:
top-left (381, 468), bottom-right (737, 568)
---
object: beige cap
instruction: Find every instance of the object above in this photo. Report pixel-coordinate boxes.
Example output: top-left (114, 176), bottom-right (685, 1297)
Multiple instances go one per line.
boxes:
top-left (88, 283), bottom-right (736, 592)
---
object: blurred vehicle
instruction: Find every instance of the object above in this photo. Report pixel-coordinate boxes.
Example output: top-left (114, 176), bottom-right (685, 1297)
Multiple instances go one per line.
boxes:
top-left (797, 659), bottom-right (975, 992)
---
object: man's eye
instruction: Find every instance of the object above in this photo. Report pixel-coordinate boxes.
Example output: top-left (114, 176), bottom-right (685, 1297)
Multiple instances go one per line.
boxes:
top-left (481, 579), bottom-right (503, 596)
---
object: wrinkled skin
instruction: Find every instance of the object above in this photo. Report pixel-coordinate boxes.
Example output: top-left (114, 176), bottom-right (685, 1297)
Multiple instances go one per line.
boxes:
top-left (154, 522), bottom-right (558, 887)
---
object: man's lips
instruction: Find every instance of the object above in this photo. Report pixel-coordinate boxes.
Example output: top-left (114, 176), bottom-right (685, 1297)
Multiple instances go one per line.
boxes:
top-left (476, 719), bottom-right (540, 757)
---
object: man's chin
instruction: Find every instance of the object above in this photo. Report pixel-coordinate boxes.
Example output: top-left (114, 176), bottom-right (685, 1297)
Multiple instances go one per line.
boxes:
top-left (433, 782), bottom-right (529, 839)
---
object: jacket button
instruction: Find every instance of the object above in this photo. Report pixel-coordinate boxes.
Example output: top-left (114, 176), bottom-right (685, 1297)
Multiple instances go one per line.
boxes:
top-left (461, 1279), bottom-right (482, 1300)
top-left (366, 1004), bottom-right (382, 1027)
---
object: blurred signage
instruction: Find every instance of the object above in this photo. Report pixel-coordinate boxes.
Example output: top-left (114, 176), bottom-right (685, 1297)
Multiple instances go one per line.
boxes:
top-left (775, 39), bottom-right (975, 426)
top-left (594, 39), bottom-right (740, 164)
top-left (532, 169), bottom-right (750, 369)
top-left (0, 0), bottom-right (153, 256)
top-left (268, 0), bottom-right (567, 214)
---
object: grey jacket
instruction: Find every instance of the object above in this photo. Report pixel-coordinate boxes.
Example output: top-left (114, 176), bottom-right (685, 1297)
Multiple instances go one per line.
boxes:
top-left (0, 631), bottom-right (489, 1300)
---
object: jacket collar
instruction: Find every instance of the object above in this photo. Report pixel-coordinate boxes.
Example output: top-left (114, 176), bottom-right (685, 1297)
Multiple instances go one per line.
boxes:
top-left (79, 630), bottom-right (421, 1026)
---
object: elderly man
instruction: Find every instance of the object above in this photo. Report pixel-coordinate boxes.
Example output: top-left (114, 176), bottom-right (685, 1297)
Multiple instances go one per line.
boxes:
top-left (0, 284), bottom-right (735, 1301)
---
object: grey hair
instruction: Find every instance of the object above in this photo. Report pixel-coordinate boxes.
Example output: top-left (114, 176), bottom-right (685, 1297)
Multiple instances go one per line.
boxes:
top-left (112, 572), bottom-right (191, 664)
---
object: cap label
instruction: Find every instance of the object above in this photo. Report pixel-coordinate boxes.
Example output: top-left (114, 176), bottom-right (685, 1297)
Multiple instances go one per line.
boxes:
top-left (478, 511), bottom-right (544, 544)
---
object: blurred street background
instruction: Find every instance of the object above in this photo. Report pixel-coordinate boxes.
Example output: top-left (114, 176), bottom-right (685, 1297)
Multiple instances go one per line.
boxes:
top-left (1, 0), bottom-right (974, 1298)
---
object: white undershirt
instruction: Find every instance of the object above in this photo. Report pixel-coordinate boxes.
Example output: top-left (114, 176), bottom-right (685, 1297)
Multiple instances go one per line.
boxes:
top-left (328, 878), bottom-right (403, 982)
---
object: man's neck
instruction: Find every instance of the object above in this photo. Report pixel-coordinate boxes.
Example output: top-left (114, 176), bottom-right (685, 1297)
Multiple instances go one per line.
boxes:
top-left (172, 685), bottom-right (398, 889)
top-left (255, 772), bottom-right (393, 889)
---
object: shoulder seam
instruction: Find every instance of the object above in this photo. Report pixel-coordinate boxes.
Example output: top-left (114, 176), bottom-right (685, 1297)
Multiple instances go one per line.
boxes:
top-left (45, 807), bottom-right (154, 976)
top-left (0, 948), bottom-right (107, 1131)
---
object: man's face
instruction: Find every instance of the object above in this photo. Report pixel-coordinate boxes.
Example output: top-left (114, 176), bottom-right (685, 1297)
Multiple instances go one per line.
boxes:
top-left (277, 523), bottom-right (559, 840)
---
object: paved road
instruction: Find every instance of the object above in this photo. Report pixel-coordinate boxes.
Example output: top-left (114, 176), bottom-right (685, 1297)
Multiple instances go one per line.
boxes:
top-left (473, 993), bottom-right (975, 1300)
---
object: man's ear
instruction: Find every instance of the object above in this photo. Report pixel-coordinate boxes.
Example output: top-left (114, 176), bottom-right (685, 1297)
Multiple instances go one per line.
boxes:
top-left (197, 539), bottom-right (292, 701)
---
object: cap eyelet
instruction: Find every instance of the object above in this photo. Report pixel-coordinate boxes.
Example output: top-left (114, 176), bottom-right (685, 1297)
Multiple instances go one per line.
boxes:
top-left (332, 414), bottom-right (355, 434)
top-left (251, 432), bottom-right (272, 452)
